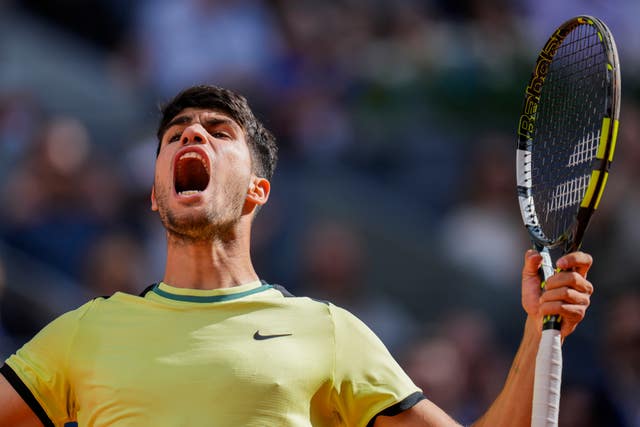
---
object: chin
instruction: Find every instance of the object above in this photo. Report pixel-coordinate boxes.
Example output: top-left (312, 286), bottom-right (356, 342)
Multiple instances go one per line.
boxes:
top-left (163, 207), bottom-right (240, 242)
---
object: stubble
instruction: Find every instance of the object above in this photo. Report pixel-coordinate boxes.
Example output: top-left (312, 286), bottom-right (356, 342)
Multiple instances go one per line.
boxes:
top-left (154, 180), bottom-right (246, 244)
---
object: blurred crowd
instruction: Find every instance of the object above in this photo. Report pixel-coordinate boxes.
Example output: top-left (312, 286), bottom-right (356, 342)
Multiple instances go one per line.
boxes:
top-left (0, 0), bottom-right (638, 425)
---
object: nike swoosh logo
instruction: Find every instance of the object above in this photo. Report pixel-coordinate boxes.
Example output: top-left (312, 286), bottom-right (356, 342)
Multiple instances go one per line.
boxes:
top-left (253, 331), bottom-right (293, 340)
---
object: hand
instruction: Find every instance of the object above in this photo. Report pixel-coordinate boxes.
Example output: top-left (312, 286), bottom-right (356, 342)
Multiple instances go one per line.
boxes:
top-left (521, 250), bottom-right (594, 338)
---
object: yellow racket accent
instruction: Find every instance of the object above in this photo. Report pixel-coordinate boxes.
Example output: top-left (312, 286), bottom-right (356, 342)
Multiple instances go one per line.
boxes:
top-left (542, 314), bottom-right (563, 324)
top-left (594, 171), bottom-right (609, 209)
top-left (581, 170), bottom-right (601, 208)
top-left (597, 117), bottom-right (611, 159)
top-left (609, 119), bottom-right (619, 162)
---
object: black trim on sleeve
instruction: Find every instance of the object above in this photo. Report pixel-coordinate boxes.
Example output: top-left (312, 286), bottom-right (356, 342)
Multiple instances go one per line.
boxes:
top-left (138, 283), bottom-right (157, 297)
top-left (0, 363), bottom-right (55, 427)
top-left (269, 283), bottom-right (295, 297)
top-left (366, 391), bottom-right (426, 426)
top-left (262, 281), bottom-right (333, 305)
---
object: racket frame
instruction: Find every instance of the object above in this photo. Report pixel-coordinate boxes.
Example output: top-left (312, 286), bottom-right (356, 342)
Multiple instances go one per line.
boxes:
top-left (517, 15), bottom-right (621, 255)
top-left (515, 15), bottom-right (621, 427)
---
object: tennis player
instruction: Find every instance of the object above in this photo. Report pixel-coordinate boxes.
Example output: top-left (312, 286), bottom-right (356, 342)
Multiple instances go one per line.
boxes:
top-left (0, 85), bottom-right (594, 426)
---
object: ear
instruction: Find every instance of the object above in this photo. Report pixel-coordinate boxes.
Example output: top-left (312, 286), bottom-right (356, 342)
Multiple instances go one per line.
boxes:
top-left (151, 185), bottom-right (158, 212)
top-left (246, 176), bottom-right (270, 208)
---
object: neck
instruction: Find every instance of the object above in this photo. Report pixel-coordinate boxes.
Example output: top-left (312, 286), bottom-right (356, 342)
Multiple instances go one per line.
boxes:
top-left (162, 221), bottom-right (258, 290)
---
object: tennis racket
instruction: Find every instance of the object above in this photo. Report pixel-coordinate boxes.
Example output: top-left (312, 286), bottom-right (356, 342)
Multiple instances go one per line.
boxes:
top-left (516, 15), bottom-right (620, 427)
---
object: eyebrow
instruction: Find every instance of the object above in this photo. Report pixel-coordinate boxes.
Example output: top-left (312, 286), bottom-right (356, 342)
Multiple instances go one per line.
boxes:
top-left (166, 115), bottom-right (238, 131)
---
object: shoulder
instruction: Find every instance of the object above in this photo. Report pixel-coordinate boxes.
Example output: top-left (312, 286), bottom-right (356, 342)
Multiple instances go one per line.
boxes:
top-left (40, 292), bottom-right (139, 335)
top-left (261, 282), bottom-right (361, 328)
top-left (262, 281), bottom-right (333, 309)
top-left (47, 297), bottom-right (105, 326)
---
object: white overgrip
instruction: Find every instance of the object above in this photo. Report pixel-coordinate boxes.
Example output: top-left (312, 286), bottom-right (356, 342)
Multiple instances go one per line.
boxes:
top-left (531, 328), bottom-right (562, 427)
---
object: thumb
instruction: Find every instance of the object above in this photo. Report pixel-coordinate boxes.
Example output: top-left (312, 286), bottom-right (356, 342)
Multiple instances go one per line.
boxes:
top-left (522, 249), bottom-right (543, 316)
top-left (522, 249), bottom-right (543, 280)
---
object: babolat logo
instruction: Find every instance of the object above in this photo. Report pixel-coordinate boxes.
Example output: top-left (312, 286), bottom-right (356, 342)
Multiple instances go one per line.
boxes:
top-left (518, 21), bottom-right (582, 141)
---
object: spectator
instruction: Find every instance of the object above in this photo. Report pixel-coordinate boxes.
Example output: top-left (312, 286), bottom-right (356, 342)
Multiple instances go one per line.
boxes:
top-left (0, 257), bottom-right (17, 360)
top-left (299, 219), bottom-right (418, 355)
top-left (601, 290), bottom-right (640, 426)
top-left (132, 0), bottom-right (286, 97)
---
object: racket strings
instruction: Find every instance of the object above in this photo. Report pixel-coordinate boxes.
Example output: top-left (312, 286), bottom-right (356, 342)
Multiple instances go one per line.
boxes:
top-left (530, 23), bottom-right (608, 242)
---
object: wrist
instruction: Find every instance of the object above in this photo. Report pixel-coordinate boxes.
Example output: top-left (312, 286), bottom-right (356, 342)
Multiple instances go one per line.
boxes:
top-left (524, 315), bottom-right (542, 341)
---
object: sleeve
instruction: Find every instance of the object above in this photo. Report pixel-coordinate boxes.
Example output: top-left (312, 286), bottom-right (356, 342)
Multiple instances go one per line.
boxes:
top-left (1, 300), bottom-right (95, 426)
top-left (329, 304), bottom-right (424, 427)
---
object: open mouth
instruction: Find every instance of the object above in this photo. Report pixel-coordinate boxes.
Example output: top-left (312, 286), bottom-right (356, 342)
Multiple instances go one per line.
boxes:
top-left (174, 150), bottom-right (210, 196)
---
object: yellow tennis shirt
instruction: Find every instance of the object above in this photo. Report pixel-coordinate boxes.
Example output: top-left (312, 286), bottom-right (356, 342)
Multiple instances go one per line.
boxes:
top-left (2, 281), bottom-right (422, 426)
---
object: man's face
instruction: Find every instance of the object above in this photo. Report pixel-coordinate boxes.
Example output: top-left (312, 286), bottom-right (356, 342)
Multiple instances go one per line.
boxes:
top-left (152, 108), bottom-right (254, 240)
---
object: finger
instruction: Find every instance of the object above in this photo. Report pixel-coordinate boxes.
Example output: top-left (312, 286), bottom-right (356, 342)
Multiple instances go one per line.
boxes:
top-left (539, 286), bottom-right (591, 307)
top-left (522, 249), bottom-right (543, 278)
top-left (561, 322), bottom-right (579, 339)
top-left (544, 271), bottom-right (594, 295)
top-left (538, 301), bottom-right (588, 322)
top-left (556, 251), bottom-right (593, 277)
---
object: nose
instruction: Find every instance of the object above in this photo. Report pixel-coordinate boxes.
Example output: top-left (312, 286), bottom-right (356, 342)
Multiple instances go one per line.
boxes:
top-left (181, 125), bottom-right (207, 145)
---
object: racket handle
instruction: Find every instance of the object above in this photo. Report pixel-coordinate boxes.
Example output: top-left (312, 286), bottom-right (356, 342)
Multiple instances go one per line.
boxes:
top-left (539, 249), bottom-right (562, 331)
top-left (531, 328), bottom-right (562, 427)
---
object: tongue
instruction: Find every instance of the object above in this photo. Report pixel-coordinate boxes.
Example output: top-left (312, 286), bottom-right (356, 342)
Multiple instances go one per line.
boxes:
top-left (175, 157), bottom-right (209, 193)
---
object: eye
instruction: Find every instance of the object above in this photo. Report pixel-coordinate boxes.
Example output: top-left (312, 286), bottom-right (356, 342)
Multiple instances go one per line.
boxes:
top-left (212, 131), bottom-right (230, 139)
top-left (168, 132), bottom-right (182, 143)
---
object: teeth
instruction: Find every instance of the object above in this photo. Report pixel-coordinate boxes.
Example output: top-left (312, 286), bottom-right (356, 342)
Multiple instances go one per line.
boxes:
top-left (179, 190), bottom-right (200, 196)
top-left (179, 151), bottom-right (208, 172)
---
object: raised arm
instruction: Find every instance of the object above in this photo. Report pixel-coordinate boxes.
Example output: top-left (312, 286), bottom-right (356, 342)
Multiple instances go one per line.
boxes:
top-left (472, 250), bottom-right (593, 426)
top-left (375, 250), bottom-right (593, 427)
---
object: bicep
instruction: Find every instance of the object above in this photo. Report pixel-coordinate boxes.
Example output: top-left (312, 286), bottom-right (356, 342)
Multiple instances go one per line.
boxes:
top-left (374, 399), bottom-right (463, 427)
top-left (0, 374), bottom-right (43, 427)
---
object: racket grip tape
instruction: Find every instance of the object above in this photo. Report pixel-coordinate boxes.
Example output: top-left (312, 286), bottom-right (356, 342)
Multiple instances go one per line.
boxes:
top-left (531, 328), bottom-right (562, 427)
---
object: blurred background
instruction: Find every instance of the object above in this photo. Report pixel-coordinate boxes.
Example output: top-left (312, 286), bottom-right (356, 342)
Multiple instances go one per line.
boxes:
top-left (0, 0), bottom-right (638, 425)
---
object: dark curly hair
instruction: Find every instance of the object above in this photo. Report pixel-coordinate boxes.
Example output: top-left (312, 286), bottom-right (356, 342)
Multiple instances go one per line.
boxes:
top-left (156, 85), bottom-right (278, 181)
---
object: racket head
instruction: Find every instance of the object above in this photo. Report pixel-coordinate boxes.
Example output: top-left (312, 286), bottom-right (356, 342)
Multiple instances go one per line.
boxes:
top-left (516, 15), bottom-right (621, 252)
